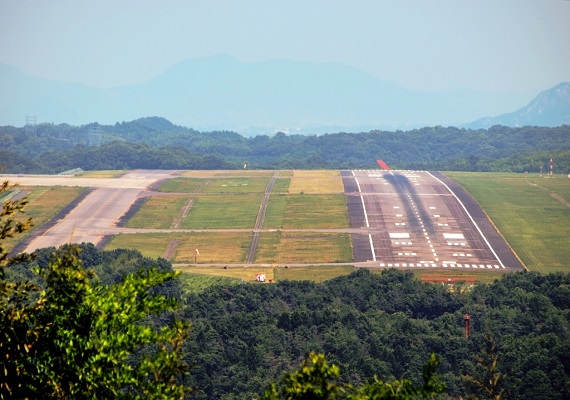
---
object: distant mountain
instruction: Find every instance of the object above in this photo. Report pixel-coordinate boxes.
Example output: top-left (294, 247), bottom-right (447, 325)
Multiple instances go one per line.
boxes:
top-left (0, 55), bottom-right (535, 134)
top-left (466, 82), bottom-right (570, 129)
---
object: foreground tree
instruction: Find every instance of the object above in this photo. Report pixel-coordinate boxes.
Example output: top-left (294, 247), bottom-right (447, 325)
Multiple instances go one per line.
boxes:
top-left (260, 352), bottom-right (445, 400)
top-left (0, 180), bottom-right (190, 399)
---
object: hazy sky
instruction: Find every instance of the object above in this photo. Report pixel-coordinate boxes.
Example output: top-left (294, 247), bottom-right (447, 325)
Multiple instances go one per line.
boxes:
top-left (1, 0), bottom-right (569, 93)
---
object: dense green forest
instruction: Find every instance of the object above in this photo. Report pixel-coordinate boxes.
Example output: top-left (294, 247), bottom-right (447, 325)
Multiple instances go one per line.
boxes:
top-left (6, 243), bottom-right (570, 399)
top-left (1, 117), bottom-right (569, 173)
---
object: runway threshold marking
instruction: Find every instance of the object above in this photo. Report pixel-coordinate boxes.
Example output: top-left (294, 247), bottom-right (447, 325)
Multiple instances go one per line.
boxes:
top-left (352, 171), bottom-right (377, 261)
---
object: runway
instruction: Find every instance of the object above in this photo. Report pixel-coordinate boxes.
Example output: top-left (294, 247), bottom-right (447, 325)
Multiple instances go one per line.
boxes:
top-left (17, 170), bottom-right (178, 253)
top-left (342, 170), bottom-right (524, 270)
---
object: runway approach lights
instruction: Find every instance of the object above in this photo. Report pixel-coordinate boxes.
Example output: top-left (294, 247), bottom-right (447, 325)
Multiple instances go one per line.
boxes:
top-left (464, 313), bottom-right (471, 338)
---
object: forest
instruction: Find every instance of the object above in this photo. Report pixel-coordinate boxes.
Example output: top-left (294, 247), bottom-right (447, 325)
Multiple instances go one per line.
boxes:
top-left (1, 117), bottom-right (569, 173)
top-left (4, 243), bottom-right (570, 399)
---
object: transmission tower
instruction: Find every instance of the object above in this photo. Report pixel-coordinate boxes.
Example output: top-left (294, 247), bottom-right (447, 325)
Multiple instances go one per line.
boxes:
top-left (88, 125), bottom-right (102, 147)
top-left (25, 115), bottom-right (37, 135)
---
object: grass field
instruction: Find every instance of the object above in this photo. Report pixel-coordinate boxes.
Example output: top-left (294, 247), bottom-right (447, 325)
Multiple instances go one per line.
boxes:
top-left (175, 265), bottom-right (278, 282)
top-left (271, 177), bottom-right (292, 194)
top-left (173, 264), bottom-right (356, 283)
top-left (179, 194), bottom-right (262, 228)
top-left (254, 231), bottom-right (353, 263)
top-left (274, 265), bottom-right (356, 282)
top-left (445, 172), bottom-right (570, 273)
top-left (106, 232), bottom-right (252, 263)
top-left (125, 196), bottom-right (189, 228)
top-left (288, 170), bottom-right (344, 194)
top-left (180, 170), bottom-right (278, 178)
top-left (157, 178), bottom-right (206, 193)
top-left (159, 176), bottom-right (273, 194)
top-left (263, 194), bottom-right (349, 229)
top-left (78, 170), bottom-right (127, 178)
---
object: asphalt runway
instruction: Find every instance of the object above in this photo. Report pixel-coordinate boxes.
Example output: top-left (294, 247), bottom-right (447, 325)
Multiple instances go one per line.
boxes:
top-left (342, 170), bottom-right (525, 270)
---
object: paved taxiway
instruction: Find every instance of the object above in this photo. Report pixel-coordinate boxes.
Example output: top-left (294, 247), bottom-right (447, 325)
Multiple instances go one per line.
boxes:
top-left (7, 170), bottom-right (178, 253)
top-left (342, 170), bottom-right (524, 270)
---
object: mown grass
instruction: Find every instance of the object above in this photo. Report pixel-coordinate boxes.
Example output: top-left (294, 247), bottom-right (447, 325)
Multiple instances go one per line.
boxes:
top-left (180, 170), bottom-right (278, 178)
top-left (254, 231), bottom-right (353, 263)
top-left (288, 170), bottom-right (344, 194)
top-left (2, 186), bottom-right (85, 251)
top-left (263, 194), bottom-right (349, 229)
top-left (175, 265), bottom-right (277, 282)
top-left (271, 177), bottom-right (291, 194)
top-left (157, 178), bottom-right (209, 193)
top-left (105, 232), bottom-right (252, 263)
top-left (179, 194), bottom-right (262, 228)
top-left (202, 177), bottom-right (272, 193)
top-left (274, 265), bottom-right (356, 282)
top-left (159, 176), bottom-right (273, 194)
top-left (125, 196), bottom-right (190, 228)
top-left (445, 172), bottom-right (570, 273)
top-left (78, 170), bottom-right (127, 178)
top-left (175, 265), bottom-right (355, 283)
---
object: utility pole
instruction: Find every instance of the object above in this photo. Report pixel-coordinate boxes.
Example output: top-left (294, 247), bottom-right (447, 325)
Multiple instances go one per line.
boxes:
top-left (464, 313), bottom-right (471, 338)
top-left (549, 158), bottom-right (554, 178)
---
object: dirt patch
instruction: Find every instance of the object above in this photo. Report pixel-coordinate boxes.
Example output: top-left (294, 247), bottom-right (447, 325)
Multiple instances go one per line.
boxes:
top-left (162, 239), bottom-right (181, 260)
top-left (170, 199), bottom-right (194, 229)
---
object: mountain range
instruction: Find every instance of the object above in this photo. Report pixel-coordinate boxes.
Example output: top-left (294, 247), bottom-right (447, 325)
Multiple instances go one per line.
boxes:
top-left (1, 55), bottom-right (568, 134)
top-left (465, 82), bottom-right (570, 129)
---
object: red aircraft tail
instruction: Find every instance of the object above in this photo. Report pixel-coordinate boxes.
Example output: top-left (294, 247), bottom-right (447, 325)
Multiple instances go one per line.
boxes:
top-left (376, 160), bottom-right (391, 170)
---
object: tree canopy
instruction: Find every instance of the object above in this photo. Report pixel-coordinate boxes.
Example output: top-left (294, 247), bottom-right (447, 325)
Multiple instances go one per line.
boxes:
top-left (1, 119), bottom-right (569, 172)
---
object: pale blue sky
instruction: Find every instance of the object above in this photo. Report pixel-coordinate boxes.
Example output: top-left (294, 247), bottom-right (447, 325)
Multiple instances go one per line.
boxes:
top-left (1, 0), bottom-right (569, 93)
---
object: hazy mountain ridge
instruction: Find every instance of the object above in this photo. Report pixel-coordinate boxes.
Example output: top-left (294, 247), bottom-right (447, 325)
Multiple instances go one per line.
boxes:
top-left (0, 55), bottom-right (535, 134)
top-left (467, 82), bottom-right (570, 129)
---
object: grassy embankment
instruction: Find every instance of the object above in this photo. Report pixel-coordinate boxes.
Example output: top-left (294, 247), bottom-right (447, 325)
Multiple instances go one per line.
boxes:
top-left (77, 170), bottom-right (127, 178)
top-left (445, 171), bottom-right (570, 274)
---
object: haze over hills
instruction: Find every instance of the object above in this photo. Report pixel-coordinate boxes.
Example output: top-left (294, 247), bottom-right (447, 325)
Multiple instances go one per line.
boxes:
top-left (466, 82), bottom-right (570, 129)
top-left (0, 55), bottom-right (542, 135)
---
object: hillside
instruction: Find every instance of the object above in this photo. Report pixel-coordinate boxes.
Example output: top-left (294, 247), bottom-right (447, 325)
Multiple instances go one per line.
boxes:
top-left (7, 245), bottom-right (570, 399)
top-left (467, 82), bottom-right (570, 129)
top-left (1, 120), bottom-right (569, 173)
top-left (0, 56), bottom-right (531, 132)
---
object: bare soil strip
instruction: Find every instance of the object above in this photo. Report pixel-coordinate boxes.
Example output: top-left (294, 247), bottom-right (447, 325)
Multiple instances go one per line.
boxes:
top-left (246, 172), bottom-right (279, 263)
top-left (170, 199), bottom-right (194, 229)
top-left (163, 239), bottom-right (181, 260)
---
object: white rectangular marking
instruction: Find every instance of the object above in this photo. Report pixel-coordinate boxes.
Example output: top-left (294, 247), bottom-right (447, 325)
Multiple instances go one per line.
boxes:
top-left (390, 233), bottom-right (410, 239)
top-left (443, 233), bottom-right (465, 240)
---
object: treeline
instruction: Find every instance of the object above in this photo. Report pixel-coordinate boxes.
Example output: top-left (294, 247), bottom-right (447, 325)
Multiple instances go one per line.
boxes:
top-left (1, 117), bottom-right (569, 173)
top-left (7, 244), bottom-right (570, 399)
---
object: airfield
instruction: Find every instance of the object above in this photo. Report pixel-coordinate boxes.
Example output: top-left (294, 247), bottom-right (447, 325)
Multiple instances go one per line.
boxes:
top-left (3, 169), bottom-right (527, 274)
